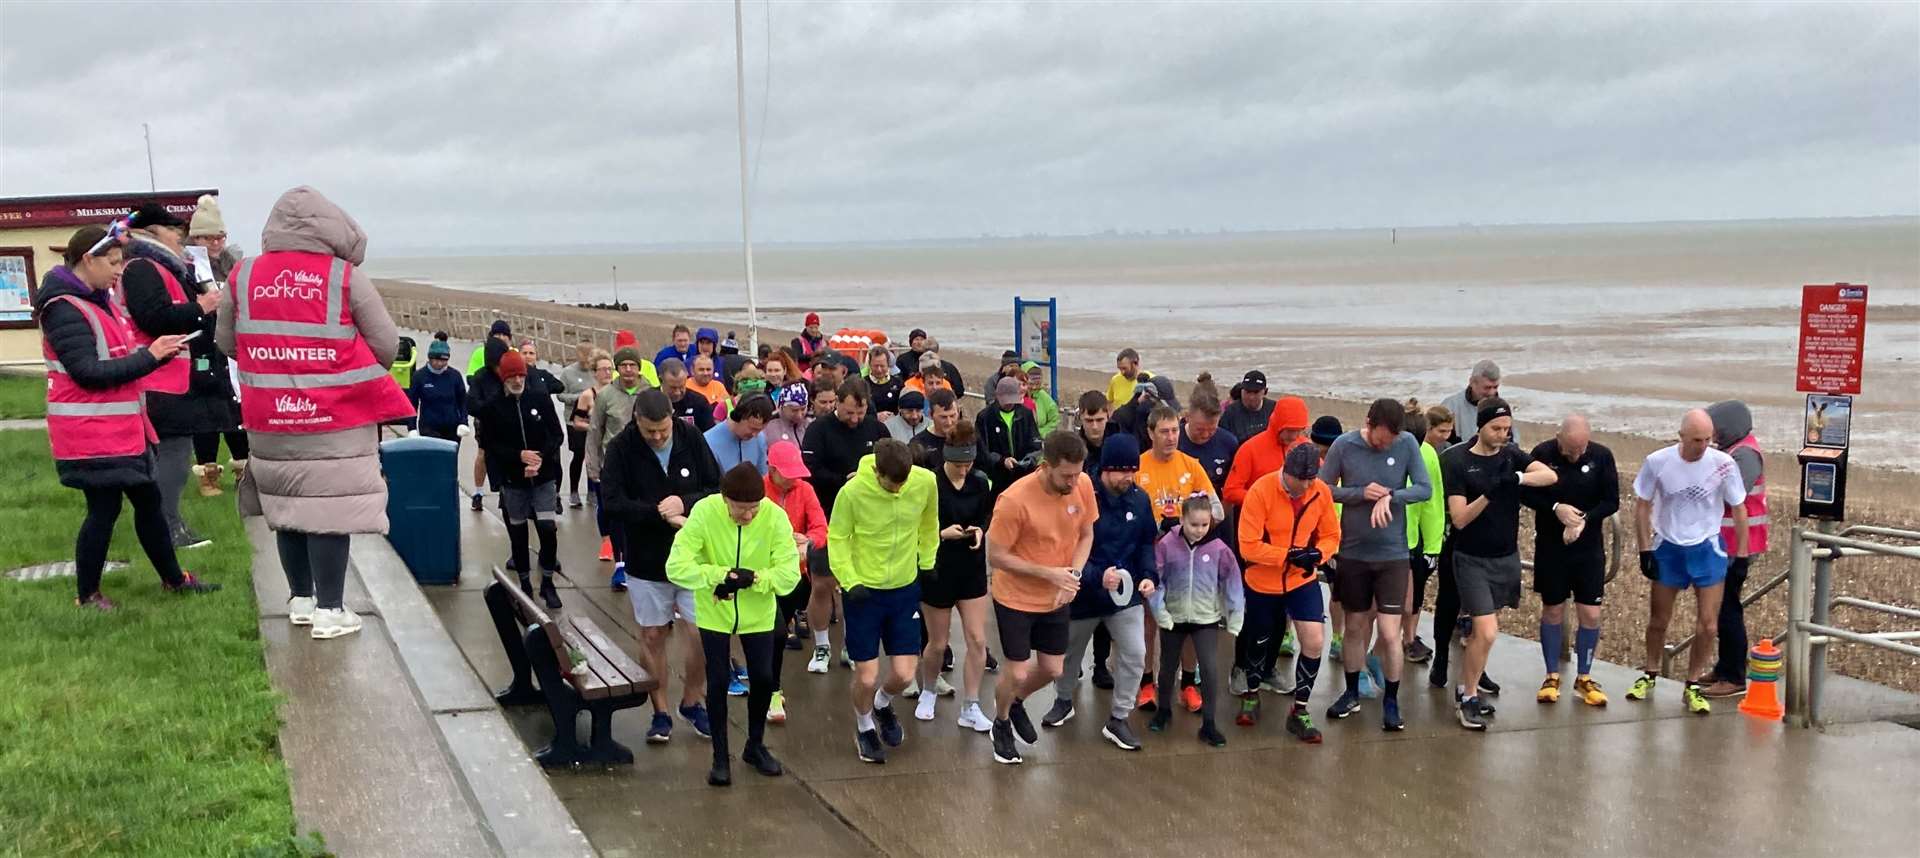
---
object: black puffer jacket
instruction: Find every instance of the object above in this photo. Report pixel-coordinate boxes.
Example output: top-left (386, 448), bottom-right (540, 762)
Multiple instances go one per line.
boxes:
top-left (33, 267), bottom-right (164, 490)
top-left (600, 417), bottom-right (722, 582)
top-left (120, 235), bottom-right (236, 438)
top-left (474, 387), bottom-right (564, 490)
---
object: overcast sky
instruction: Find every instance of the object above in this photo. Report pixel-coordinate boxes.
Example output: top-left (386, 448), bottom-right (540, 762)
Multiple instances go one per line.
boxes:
top-left (2, 2), bottom-right (1915, 249)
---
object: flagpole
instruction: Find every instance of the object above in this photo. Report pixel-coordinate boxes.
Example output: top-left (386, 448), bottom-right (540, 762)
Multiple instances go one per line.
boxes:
top-left (733, 0), bottom-right (759, 355)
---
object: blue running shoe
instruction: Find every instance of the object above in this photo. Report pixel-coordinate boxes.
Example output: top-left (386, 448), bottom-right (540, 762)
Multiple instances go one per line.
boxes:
top-left (679, 702), bottom-right (712, 739)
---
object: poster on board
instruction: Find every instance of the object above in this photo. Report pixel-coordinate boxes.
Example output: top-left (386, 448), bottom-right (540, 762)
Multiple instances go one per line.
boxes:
top-left (0, 252), bottom-right (32, 324)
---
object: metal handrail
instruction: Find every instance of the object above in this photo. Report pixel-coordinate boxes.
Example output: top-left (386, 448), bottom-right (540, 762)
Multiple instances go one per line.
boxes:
top-left (1784, 522), bottom-right (1920, 728)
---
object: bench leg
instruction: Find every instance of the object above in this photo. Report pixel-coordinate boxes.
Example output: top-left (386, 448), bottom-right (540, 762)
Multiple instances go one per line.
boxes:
top-left (484, 582), bottom-right (543, 706)
top-left (586, 702), bottom-right (635, 765)
top-left (527, 635), bottom-right (588, 768)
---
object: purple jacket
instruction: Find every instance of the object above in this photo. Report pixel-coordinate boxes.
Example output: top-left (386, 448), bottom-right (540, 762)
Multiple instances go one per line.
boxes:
top-left (1151, 530), bottom-right (1245, 635)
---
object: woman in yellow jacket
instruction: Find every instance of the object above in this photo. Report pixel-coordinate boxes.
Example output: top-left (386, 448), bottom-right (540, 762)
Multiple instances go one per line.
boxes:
top-left (665, 463), bottom-right (801, 787)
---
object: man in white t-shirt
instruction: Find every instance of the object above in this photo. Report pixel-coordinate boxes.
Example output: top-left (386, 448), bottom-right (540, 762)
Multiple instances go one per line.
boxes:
top-left (1626, 409), bottom-right (1749, 715)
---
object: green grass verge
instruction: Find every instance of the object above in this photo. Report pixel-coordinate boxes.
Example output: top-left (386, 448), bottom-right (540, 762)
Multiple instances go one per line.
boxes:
top-left (0, 431), bottom-right (302, 856)
top-left (0, 375), bottom-right (46, 419)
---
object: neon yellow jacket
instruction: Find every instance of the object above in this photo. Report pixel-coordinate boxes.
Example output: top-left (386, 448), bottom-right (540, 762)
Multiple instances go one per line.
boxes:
top-left (827, 454), bottom-right (939, 591)
top-left (1407, 440), bottom-right (1446, 554)
top-left (665, 495), bottom-right (802, 634)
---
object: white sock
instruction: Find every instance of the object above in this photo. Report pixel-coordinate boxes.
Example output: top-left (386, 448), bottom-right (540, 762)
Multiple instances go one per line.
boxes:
top-left (814, 630), bottom-right (831, 647)
top-left (875, 688), bottom-right (894, 709)
top-left (855, 710), bottom-right (876, 732)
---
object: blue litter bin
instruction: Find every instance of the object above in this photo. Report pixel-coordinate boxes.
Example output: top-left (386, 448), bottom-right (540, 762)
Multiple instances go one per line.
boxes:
top-left (380, 436), bottom-right (461, 585)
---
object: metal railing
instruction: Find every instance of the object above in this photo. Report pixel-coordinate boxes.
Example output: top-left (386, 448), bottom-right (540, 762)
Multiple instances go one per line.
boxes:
top-left (1784, 522), bottom-right (1920, 728)
top-left (1659, 556), bottom-right (1793, 678)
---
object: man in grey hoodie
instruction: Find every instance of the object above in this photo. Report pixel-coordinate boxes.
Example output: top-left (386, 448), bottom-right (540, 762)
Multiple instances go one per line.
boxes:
top-left (1317, 398), bottom-right (1432, 732)
top-left (1704, 399), bottom-right (1767, 699)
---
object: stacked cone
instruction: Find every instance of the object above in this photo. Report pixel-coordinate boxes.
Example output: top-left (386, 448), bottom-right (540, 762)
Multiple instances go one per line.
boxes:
top-left (1739, 638), bottom-right (1784, 720)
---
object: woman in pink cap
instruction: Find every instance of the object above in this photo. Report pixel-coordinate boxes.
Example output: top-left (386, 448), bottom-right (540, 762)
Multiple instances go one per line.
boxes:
top-left (763, 440), bottom-right (826, 724)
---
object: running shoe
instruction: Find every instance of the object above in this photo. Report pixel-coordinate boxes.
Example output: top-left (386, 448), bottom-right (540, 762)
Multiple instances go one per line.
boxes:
top-left (785, 631), bottom-right (803, 651)
top-left (646, 712), bottom-right (672, 744)
top-left (609, 563), bottom-right (627, 593)
top-left (1235, 693), bottom-right (1260, 727)
top-left (707, 758), bottom-right (731, 787)
top-left (309, 607), bottom-right (362, 640)
top-left (856, 729), bottom-right (887, 764)
top-left (1574, 675), bottom-right (1609, 707)
top-left (1428, 654), bottom-right (1450, 689)
top-left (903, 679), bottom-right (921, 698)
top-left (942, 645), bottom-right (954, 673)
top-left (1180, 684), bottom-right (1204, 713)
top-left (1538, 673), bottom-right (1562, 704)
top-left (1279, 627), bottom-right (1297, 657)
top-left (1008, 699), bottom-right (1038, 744)
top-left (957, 702), bottom-right (993, 733)
top-left (985, 650), bottom-right (1000, 673)
top-left (568, 492), bottom-right (584, 509)
top-left (916, 691), bottom-right (938, 722)
top-left (1260, 675), bottom-right (1293, 695)
top-left (795, 611), bottom-right (811, 635)
top-left (1453, 688), bottom-right (1497, 716)
top-left (1684, 683), bottom-right (1712, 715)
top-left (1041, 699), bottom-right (1076, 728)
top-left (1287, 707), bottom-right (1323, 744)
top-left (1458, 697), bottom-right (1489, 731)
top-left (1626, 673), bottom-right (1657, 701)
top-left (1328, 631), bottom-right (1343, 662)
top-left (728, 664), bottom-right (748, 697)
top-left (679, 703), bottom-right (712, 739)
top-left (1092, 664), bottom-right (1115, 690)
top-left (934, 675), bottom-right (956, 697)
top-left (76, 592), bottom-right (118, 613)
top-left (768, 691), bottom-right (788, 724)
top-left (991, 719), bottom-right (1023, 764)
top-left (1478, 673), bottom-right (1501, 696)
top-left (1327, 689), bottom-right (1361, 720)
top-left (1702, 680), bottom-right (1747, 699)
top-left (1229, 666), bottom-right (1249, 696)
top-left (1137, 681), bottom-right (1158, 712)
top-left (873, 703), bottom-right (904, 747)
top-left (1149, 708), bottom-right (1173, 733)
top-left (1382, 696), bottom-right (1404, 732)
top-left (840, 648), bottom-right (853, 669)
top-left (1404, 636), bottom-right (1434, 664)
top-left (598, 536), bottom-right (614, 562)
top-left (1198, 722), bottom-right (1227, 747)
top-left (1102, 717), bottom-right (1142, 751)
top-left (287, 596), bottom-right (316, 626)
top-left (471, 492), bottom-right (484, 512)
top-left (164, 571), bottom-right (220, 594)
top-left (1358, 659), bottom-right (1381, 699)
top-left (742, 742), bottom-right (783, 777)
top-left (807, 646), bottom-right (831, 674)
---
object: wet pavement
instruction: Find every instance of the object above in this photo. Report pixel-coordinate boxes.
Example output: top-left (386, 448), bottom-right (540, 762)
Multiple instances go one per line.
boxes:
top-left (418, 426), bottom-right (1920, 856)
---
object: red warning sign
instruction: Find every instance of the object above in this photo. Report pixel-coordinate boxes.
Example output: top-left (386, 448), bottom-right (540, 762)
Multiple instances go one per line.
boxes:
top-left (1796, 284), bottom-right (1868, 394)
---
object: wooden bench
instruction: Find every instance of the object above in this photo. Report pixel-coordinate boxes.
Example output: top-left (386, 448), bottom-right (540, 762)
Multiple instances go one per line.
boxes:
top-left (485, 566), bottom-right (656, 768)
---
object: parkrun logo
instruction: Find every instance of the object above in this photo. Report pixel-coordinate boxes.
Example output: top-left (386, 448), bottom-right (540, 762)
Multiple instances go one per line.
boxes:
top-left (253, 269), bottom-right (326, 301)
top-left (274, 394), bottom-right (318, 416)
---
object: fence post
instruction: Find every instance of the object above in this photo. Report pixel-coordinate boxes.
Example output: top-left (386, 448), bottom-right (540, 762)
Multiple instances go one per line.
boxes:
top-left (1785, 525), bottom-right (1812, 728)
top-left (1808, 519), bottom-right (1836, 726)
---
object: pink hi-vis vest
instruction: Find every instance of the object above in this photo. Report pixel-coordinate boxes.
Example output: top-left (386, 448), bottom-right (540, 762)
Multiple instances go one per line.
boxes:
top-left (42, 295), bottom-right (156, 460)
top-left (1721, 434), bottom-right (1770, 555)
top-left (230, 251), bottom-right (414, 434)
top-left (112, 256), bottom-right (191, 396)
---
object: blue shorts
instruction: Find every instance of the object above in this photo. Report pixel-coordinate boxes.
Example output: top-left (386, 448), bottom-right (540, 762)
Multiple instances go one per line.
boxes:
top-left (843, 581), bottom-right (923, 663)
top-left (1653, 537), bottom-right (1730, 590)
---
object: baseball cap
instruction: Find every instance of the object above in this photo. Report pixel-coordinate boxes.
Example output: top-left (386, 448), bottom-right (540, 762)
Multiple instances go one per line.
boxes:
top-left (767, 440), bottom-right (809, 479)
top-left (1283, 443), bottom-right (1321, 479)
top-left (1240, 370), bottom-right (1268, 391)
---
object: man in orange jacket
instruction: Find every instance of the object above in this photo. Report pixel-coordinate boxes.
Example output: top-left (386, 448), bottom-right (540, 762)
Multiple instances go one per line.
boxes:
top-left (1221, 396), bottom-right (1311, 506)
top-left (1236, 444), bottom-right (1340, 743)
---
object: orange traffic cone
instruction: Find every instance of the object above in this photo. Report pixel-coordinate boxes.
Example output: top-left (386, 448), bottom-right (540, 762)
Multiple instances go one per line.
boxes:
top-left (598, 536), bottom-right (614, 562)
top-left (1739, 638), bottom-right (1784, 721)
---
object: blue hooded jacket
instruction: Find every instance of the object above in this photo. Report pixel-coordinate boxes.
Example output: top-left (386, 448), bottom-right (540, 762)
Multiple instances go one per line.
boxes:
top-left (1069, 480), bottom-right (1160, 619)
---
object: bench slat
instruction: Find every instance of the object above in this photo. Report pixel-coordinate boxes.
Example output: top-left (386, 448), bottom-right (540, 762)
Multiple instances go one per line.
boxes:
top-left (551, 621), bottom-right (627, 700)
top-left (566, 616), bottom-right (657, 694)
top-left (491, 567), bottom-right (564, 652)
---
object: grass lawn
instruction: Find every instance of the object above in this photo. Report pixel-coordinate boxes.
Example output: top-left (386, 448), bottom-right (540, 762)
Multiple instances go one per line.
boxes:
top-left (0, 375), bottom-right (46, 419)
top-left (0, 430), bottom-right (305, 856)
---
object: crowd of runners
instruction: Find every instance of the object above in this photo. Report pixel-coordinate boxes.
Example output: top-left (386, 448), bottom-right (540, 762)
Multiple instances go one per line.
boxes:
top-left (440, 317), bottom-right (1768, 784)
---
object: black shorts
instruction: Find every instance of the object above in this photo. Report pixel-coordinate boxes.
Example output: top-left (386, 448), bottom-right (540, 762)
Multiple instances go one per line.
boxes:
top-left (806, 544), bottom-right (833, 579)
top-left (993, 601), bottom-right (1071, 661)
top-left (1534, 550), bottom-right (1606, 607)
top-left (1332, 557), bottom-right (1411, 614)
top-left (919, 562), bottom-right (988, 610)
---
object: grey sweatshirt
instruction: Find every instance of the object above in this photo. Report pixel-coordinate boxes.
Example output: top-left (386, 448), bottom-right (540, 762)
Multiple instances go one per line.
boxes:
top-left (1319, 429), bottom-right (1433, 562)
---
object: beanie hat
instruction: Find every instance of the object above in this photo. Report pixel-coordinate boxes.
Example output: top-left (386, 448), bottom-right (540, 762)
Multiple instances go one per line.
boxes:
top-left (776, 384), bottom-right (810, 409)
top-left (488, 320), bottom-right (512, 339)
top-left (613, 346), bottom-right (642, 368)
top-left (898, 390), bottom-right (926, 410)
top-left (1283, 443), bottom-right (1322, 479)
top-left (1272, 397), bottom-right (1310, 432)
top-left (188, 195), bottom-right (225, 237)
top-left (1099, 433), bottom-right (1142, 472)
top-left (496, 349), bottom-right (528, 380)
top-left (427, 340), bottom-right (451, 359)
top-left (1310, 415), bottom-right (1344, 446)
top-left (804, 312), bottom-right (821, 327)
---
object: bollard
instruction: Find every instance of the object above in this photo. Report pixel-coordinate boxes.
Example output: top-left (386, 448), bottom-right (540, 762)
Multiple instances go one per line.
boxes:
top-left (1740, 638), bottom-right (1784, 721)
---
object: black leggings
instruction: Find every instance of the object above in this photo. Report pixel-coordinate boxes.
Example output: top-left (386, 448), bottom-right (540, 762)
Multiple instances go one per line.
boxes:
top-left (77, 483), bottom-right (184, 600)
top-left (507, 519), bottom-right (559, 575)
top-left (1158, 625), bottom-right (1220, 723)
top-left (276, 531), bottom-right (351, 610)
top-left (566, 427), bottom-right (587, 494)
top-left (192, 430), bottom-right (250, 465)
top-left (701, 629), bottom-right (775, 763)
top-left (770, 582), bottom-right (812, 693)
top-left (1430, 544), bottom-right (1461, 677)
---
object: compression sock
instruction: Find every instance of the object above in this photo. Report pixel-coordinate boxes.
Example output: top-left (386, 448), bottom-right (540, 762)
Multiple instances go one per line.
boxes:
top-left (1576, 626), bottom-right (1601, 677)
top-left (874, 688), bottom-right (894, 709)
top-left (1345, 671), bottom-right (1361, 694)
top-left (1294, 657), bottom-right (1321, 704)
top-left (1541, 620), bottom-right (1564, 674)
top-left (1384, 679), bottom-right (1400, 701)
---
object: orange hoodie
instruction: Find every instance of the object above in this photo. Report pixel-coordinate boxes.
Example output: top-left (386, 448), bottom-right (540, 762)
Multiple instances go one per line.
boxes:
top-left (1237, 469), bottom-right (1341, 595)
top-left (1222, 396), bottom-right (1311, 506)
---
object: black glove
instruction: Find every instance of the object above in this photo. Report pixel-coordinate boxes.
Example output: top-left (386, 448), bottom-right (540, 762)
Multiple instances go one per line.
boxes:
top-left (1728, 556), bottom-right (1751, 580)
top-left (712, 579), bottom-right (739, 600)
top-left (1286, 546), bottom-right (1323, 572)
top-left (1493, 469), bottom-right (1522, 491)
top-left (1410, 551), bottom-right (1430, 576)
top-left (844, 584), bottom-right (875, 604)
top-left (713, 567), bottom-right (756, 600)
top-left (1639, 550), bottom-right (1658, 581)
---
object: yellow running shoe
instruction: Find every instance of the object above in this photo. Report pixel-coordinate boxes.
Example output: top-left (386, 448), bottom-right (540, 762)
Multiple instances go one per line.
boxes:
top-left (1537, 673), bottom-right (1561, 704)
top-left (1626, 673), bottom-right (1657, 701)
top-left (1684, 683), bottom-right (1711, 715)
top-left (1574, 675), bottom-right (1608, 707)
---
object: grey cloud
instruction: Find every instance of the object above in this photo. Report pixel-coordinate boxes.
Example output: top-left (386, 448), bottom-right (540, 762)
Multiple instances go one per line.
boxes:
top-left (1, 1), bottom-right (1914, 250)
